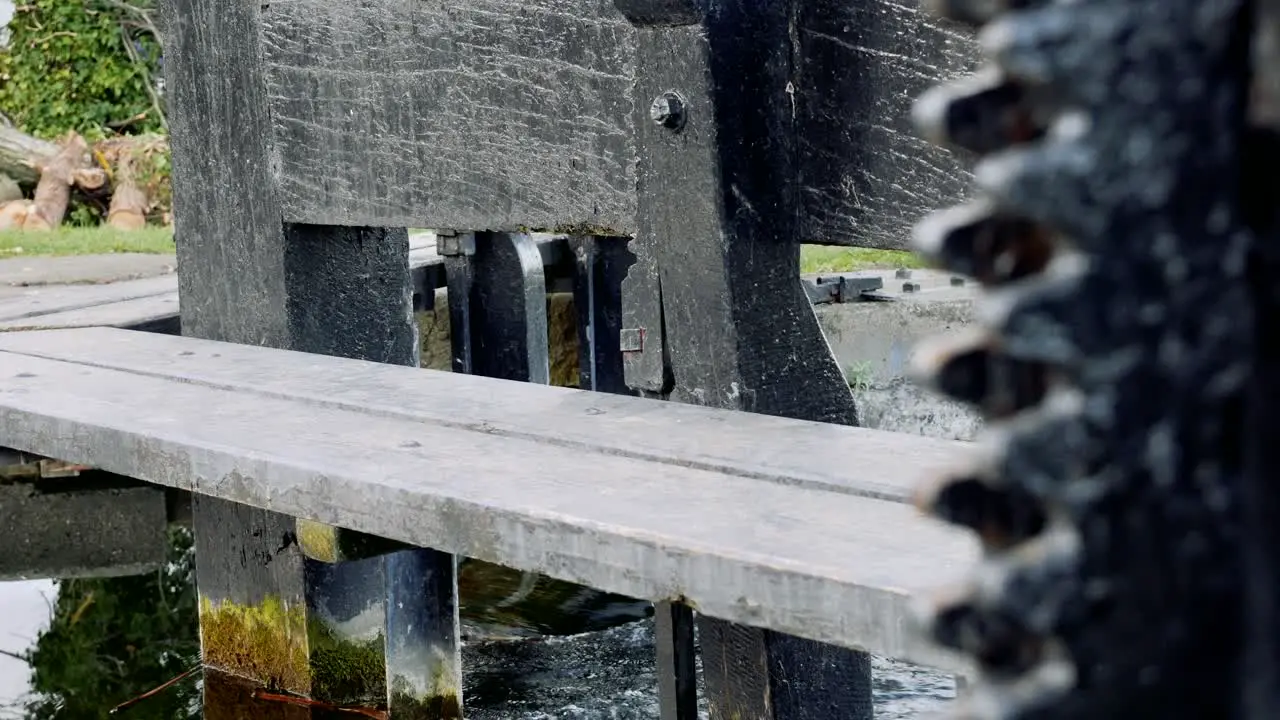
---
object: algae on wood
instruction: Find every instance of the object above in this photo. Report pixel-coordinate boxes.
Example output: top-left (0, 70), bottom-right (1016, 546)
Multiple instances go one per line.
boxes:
top-left (199, 594), bottom-right (310, 695)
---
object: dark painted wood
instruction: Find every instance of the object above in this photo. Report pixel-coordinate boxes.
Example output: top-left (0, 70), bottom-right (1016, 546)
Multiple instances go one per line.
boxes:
top-left (251, 0), bottom-right (976, 249)
top-left (161, 0), bottom-right (461, 706)
top-left (620, 231), bottom-right (670, 395)
top-left (260, 0), bottom-right (637, 235)
top-left (794, 0), bottom-right (979, 248)
top-left (618, 0), bottom-right (873, 717)
top-left (655, 601), bottom-right (698, 720)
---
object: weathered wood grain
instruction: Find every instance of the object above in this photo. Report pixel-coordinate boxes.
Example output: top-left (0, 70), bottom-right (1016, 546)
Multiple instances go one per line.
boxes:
top-left (254, 0), bottom-right (978, 248)
top-left (795, 0), bottom-right (981, 248)
top-left (0, 327), bottom-right (971, 504)
top-left (0, 276), bottom-right (175, 324)
top-left (0, 342), bottom-right (976, 671)
top-left (261, 0), bottom-right (637, 234)
top-left (0, 294), bottom-right (181, 332)
top-left (0, 236), bottom-right (441, 333)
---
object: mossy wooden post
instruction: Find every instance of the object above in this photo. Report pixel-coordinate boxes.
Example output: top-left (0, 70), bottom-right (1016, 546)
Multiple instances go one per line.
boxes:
top-left (616, 0), bottom-right (874, 718)
top-left (160, 0), bottom-right (460, 715)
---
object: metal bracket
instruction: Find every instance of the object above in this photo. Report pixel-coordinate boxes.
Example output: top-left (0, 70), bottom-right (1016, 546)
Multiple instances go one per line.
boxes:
top-left (802, 274), bottom-right (887, 305)
top-left (509, 232), bottom-right (552, 386)
top-left (436, 231), bottom-right (477, 257)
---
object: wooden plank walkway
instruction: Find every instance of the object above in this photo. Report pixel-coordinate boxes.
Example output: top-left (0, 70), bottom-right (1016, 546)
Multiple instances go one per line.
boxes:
top-left (0, 326), bottom-right (977, 672)
top-left (0, 233), bottom-right (444, 332)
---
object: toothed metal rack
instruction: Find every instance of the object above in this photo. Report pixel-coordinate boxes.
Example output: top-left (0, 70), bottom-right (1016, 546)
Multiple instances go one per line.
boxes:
top-left (3, 0), bottom-right (1265, 718)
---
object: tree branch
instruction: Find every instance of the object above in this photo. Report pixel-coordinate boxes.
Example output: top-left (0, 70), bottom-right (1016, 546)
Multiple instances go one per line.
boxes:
top-left (0, 649), bottom-right (30, 666)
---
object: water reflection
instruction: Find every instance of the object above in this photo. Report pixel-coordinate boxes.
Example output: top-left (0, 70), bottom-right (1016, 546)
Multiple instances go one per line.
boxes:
top-left (0, 579), bottom-right (53, 717)
top-left (1, 529), bottom-right (954, 718)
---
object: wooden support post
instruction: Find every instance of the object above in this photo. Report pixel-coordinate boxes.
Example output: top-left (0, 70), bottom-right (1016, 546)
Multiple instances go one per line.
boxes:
top-left (161, 0), bottom-right (460, 714)
top-left (616, 1), bottom-right (874, 719)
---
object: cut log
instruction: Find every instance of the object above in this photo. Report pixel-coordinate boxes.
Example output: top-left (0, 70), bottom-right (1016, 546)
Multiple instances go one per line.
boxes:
top-left (23, 132), bottom-right (106, 231)
top-left (0, 175), bottom-right (21, 204)
top-left (0, 124), bottom-right (59, 187)
top-left (107, 152), bottom-right (149, 230)
top-left (0, 200), bottom-right (33, 231)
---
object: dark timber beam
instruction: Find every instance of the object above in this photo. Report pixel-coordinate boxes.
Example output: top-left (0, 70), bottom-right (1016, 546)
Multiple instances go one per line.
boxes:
top-left (159, 0), bottom-right (460, 713)
top-left (616, 1), bottom-right (873, 718)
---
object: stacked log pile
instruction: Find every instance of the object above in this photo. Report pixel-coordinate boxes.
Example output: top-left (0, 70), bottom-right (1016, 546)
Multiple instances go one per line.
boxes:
top-left (0, 123), bottom-right (168, 231)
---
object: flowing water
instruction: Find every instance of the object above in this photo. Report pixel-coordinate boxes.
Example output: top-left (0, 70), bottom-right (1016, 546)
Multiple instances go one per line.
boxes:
top-left (0, 532), bottom-right (956, 718)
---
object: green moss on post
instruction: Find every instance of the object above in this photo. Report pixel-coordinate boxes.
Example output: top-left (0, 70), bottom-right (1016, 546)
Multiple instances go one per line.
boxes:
top-left (198, 595), bottom-right (310, 696)
top-left (307, 617), bottom-right (387, 705)
top-left (296, 519), bottom-right (407, 563)
top-left (389, 690), bottom-right (464, 720)
top-left (389, 665), bottom-right (463, 720)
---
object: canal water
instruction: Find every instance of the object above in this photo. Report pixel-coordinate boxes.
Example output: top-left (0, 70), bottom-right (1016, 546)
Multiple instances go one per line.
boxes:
top-left (0, 531), bottom-right (956, 718)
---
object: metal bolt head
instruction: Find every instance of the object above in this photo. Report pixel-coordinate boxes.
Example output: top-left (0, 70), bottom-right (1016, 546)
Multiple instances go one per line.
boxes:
top-left (650, 92), bottom-right (687, 131)
top-left (902, 282), bottom-right (921, 293)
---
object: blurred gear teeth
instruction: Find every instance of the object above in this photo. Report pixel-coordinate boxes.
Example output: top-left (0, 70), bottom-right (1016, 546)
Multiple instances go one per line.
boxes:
top-left (979, 5), bottom-right (1133, 96)
top-left (925, 528), bottom-right (1080, 671)
top-left (911, 330), bottom-right (1055, 418)
top-left (914, 0), bottom-right (1252, 714)
top-left (989, 390), bottom-right (1094, 503)
top-left (926, 583), bottom-right (1045, 672)
top-left (917, 475), bottom-right (1046, 550)
top-left (913, 70), bottom-right (1046, 154)
top-left (913, 200), bottom-right (1056, 285)
top-left (973, 138), bottom-right (1098, 239)
top-left (978, 254), bottom-right (1091, 364)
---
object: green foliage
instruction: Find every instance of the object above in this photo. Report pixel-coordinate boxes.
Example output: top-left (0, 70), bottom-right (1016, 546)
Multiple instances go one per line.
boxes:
top-left (0, 0), bottom-right (164, 139)
top-left (20, 527), bottom-right (199, 720)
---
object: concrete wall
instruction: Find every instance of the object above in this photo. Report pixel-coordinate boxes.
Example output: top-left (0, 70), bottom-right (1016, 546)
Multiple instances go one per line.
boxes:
top-left (814, 268), bottom-right (981, 441)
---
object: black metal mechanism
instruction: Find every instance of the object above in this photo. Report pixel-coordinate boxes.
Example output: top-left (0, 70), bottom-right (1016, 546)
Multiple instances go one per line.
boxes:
top-left (910, 0), bottom-right (1257, 717)
top-left (803, 274), bottom-right (887, 305)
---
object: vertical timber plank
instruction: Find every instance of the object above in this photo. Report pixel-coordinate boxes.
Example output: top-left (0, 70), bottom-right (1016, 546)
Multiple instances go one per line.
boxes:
top-left (615, 1), bottom-right (874, 720)
top-left (160, 0), bottom-right (460, 713)
top-left (160, 0), bottom-right (309, 711)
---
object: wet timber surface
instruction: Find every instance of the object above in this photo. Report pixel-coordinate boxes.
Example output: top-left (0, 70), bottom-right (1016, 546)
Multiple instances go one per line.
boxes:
top-left (0, 532), bottom-right (957, 718)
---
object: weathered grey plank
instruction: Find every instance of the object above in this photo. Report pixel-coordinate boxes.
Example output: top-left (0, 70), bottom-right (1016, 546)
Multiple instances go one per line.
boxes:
top-left (0, 327), bottom-right (971, 503)
top-left (261, 0), bottom-right (637, 234)
top-left (0, 236), bottom-right (441, 333)
top-left (0, 342), bottom-right (976, 671)
top-left (0, 294), bottom-right (181, 332)
top-left (256, 0), bottom-right (977, 248)
top-left (0, 276), bottom-right (176, 324)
